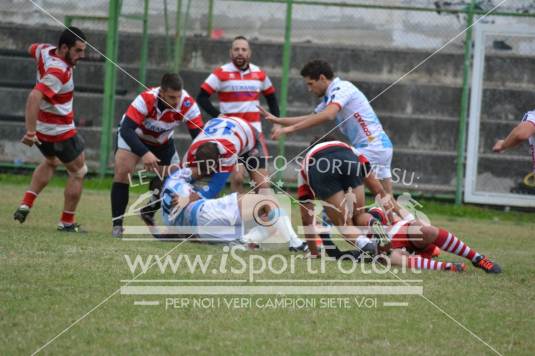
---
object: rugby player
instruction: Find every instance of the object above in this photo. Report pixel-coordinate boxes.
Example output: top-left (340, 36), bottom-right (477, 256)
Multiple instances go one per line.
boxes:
top-left (296, 136), bottom-right (390, 256)
top-left (197, 36), bottom-right (279, 193)
top-left (368, 207), bottom-right (502, 273)
top-left (111, 73), bottom-right (203, 237)
top-left (183, 115), bottom-right (270, 197)
top-left (14, 27), bottom-right (88, 232)
top-left (260, 59), bottom-right (394, 195)
top-left (159, 165), bottom-right (308, 251)
top-left (493, 110), bottom-right (535, 173)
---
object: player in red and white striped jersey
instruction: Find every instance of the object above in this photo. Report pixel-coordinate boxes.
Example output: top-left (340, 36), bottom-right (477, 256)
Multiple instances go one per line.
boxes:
top-left (182, 116), bottom-right (270, 199)
top-left (367, 206), bottom-right (502, 273)
top-left (197, 36), bottom-right (279, 192)
top-left (14, 27), bottom-right (88, 232)
top-left (111, 73), bottom-right (204, 237)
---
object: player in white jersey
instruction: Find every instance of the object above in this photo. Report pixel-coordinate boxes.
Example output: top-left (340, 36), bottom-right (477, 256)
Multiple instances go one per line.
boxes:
top-left (493, 110), bottom-right (535, 174)
top-left (159, 167), bottom-right (307, 251)
top-left (183, 116), bottom-right (270, 198)
top-left (260, 60), bottom-right (394, 195)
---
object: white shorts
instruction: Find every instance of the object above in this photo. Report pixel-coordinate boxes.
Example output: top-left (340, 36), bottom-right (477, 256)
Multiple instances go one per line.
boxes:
top-left (359, 146), bottom-right (393, 180)
top-left (189, 193), bottom-right (242, 242)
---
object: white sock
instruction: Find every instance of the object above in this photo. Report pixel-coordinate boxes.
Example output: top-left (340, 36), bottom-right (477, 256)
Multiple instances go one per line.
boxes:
top-left (275, 214), bottom-right (303, 248)
top-left (242, 226), bottom-right (270, 244)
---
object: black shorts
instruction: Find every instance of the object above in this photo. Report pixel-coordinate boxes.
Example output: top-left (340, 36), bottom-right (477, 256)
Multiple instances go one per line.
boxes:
top-left (114, 131), bottom-right (179, 166)
top-left (146, 140), bottom-right (179, 166)
top-left (307, 147), bottom-right (364, 200)
top-left (239, 129), bottom-right (269, 171)
top-left (37, 134), bottom-right (85, 163)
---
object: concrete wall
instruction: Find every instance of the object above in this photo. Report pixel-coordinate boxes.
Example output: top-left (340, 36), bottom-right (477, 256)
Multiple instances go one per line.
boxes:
top-left (1, 24), bottom-right (534, 195)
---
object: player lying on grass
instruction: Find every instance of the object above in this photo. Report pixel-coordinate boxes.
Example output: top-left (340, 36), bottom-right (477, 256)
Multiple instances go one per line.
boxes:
top-left (368, 206), bottom-right (502, 274)
top-left (158, 164), bottom-right (308, 252)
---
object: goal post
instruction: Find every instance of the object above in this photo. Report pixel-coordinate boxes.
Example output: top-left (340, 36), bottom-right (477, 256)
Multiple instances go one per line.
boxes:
top-left (464, 24), bottom-right (535, 207)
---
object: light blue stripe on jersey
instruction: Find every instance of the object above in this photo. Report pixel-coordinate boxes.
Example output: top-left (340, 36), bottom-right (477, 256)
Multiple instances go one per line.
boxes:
top-left (188, 199), bottom-right (205, 227)
top-left (355, 133), bottom-right (393, 149)
top-left (380, 132), bottom-right (393, 148)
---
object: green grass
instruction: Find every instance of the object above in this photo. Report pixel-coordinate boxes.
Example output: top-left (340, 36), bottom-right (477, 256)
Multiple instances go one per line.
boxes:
top-left (1, 182), bottom-right (535, 355)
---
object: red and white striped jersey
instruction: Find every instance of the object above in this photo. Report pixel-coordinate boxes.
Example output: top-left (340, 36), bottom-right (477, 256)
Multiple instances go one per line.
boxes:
top-left (200, 62), bottom-right (275, 132)
top-left (30, 43), bottom-right (76, 142)
top-left (123, 87), bottom-right (203, 146)
top-left (297, 140), bottom-right (368, 200)
top-left (184, 116), bottom-right (257, 173)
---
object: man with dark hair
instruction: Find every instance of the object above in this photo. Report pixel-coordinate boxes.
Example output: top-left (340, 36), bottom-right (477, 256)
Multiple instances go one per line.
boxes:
top-left (110, 73), bottom-right (204, 237)
top-left (183, 116), bottom-right (270, 199)
top-left (197, 35), bottom-right (279, 192)
top-left (261, 59), bottom-right (395, 195)
top-left (14, 27), bottom-right (88, 232)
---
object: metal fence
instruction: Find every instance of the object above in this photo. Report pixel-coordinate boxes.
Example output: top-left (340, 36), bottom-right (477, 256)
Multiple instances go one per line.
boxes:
top-left (2, 0), bottom-right (535, 204)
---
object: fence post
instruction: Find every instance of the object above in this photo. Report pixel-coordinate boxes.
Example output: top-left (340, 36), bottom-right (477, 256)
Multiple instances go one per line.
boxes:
top-left (173, 0), bottom-right (183, 72)
top-left (139, 0), bottom-right (150, 91)
top-left (174, 0), bottom-right (192, 72)
top-left (207, 0), bottom-right (214, 37)
top-left (455, 0), bottom-right (476, 205)
top-left (99, 0), bottom-right (121, 177)
top-left (276, 0), bottom-right (293, 183)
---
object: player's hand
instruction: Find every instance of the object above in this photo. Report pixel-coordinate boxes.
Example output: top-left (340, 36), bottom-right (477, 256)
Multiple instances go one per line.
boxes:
top-left (493, 139), bottom-right (505, 153)
top-left (21, 131), bottom-right (41, 147)
top-left (188, 191), bottom-right (202, 203)
top-left (142, 151), bottom-right (161, 172)
top-left (257, 105), bottom-right (285, 125)
top-left (271, 126), bottom-right (292, 140)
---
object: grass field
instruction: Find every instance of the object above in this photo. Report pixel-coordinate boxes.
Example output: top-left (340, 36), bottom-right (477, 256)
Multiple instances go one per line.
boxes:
top-left (1, 176), bottom-right (535, 355)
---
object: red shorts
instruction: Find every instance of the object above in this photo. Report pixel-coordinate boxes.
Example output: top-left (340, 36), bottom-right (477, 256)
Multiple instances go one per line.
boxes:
top-left (388, 220), bottom-right (440, 259)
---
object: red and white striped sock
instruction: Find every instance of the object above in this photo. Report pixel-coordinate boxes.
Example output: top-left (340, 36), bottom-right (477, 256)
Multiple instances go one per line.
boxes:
top-left (407, 255), bottom-right (451, 271)
top-left (21, 191), bottom-right (37, 208)
top-left (434, 228), bottom-right (480, 262)
top-left (60, 211), bottom-right (75, 225)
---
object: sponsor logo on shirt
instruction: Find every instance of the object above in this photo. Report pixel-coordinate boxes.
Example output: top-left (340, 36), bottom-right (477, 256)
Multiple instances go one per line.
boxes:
top-left (354, 112), bottom-right (375, 142)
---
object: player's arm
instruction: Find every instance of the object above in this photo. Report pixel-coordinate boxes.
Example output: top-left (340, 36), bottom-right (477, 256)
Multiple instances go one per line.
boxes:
top-left (299, 200), bottom-right (320, 256)
top-left (119, 116), bottom-right (160, 171)
top-left (196, 88), bottom-right (220, 118)
top-left (194, 172), bottom-right (232, 199)
top-left (259, 104), bottom-right (339, 140)
top-left (184, 102), bottom-right (204, 140)
top-left (493, 121), bottom-right (535, 153)
top-left (21, 89), bottom-right (43, 146)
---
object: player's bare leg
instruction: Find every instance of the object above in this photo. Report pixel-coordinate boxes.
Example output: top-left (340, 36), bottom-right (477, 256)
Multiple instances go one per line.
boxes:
top-left (406, 221), bottom-right (501, 273)
top-left (111, 149), bottom-right (140, 237)
top-left (248, 168), bottom-right (271, 192)
top-left (379, 177), bottom-right (393, 196)
top-left (57, 152), bottom-right (87, 232)
top-left (14, 156), bottom-right (59, 223)
top-left (230, 164), bottom-right (246, 193)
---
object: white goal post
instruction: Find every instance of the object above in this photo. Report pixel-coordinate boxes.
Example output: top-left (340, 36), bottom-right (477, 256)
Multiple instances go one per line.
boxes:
top-left (464, 24), bottom-right (535, 208)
